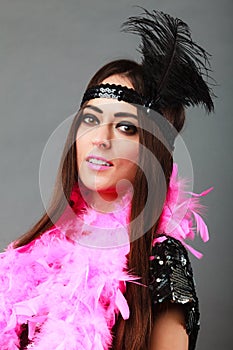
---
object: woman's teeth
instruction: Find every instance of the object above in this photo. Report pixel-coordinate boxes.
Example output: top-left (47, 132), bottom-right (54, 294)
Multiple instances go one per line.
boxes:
top-left (88, 158), bottom-right (111, 166)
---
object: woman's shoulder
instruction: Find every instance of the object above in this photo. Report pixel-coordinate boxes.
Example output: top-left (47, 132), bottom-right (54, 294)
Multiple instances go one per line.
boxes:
top-left (149, 234), bottom-right (200, 350)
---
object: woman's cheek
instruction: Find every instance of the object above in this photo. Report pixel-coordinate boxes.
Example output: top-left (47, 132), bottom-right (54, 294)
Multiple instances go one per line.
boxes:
top-left (116, 139), bottom-right (139, 162)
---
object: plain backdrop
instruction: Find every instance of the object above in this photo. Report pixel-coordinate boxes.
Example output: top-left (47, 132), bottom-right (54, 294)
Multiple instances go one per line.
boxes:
top-left (0, 0), bottom-right (232, 349)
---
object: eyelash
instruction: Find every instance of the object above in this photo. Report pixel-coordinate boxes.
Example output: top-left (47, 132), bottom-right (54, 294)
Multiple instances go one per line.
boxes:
top-left (81, 114), bottom-right (99, 125)
top-left (80, 114), bottom-right (138, 135)
top-left (117, 121), bottom-right (138, 135)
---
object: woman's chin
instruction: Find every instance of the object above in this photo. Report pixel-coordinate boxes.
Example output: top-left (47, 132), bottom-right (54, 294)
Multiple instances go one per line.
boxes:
top-left (79, 181), bottom-right (117, 199)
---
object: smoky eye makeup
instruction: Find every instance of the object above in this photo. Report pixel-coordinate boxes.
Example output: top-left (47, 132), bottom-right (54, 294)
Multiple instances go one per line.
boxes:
top-left (116, 121), bottom-right (138, 135)
top-left (79, 104), bottom-right (139, 132)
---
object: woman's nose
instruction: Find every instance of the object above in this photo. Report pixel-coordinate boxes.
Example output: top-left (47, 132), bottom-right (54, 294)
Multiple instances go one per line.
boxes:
top-left (91, 124), bottom-right (112, 149)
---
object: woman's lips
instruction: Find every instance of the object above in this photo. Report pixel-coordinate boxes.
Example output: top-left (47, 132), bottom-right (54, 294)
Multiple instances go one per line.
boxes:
top-left (86, 156), bottom-right (113, 171)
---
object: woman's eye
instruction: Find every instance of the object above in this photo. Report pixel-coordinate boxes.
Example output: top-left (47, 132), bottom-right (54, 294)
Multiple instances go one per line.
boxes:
top-left (117, 122), bottom-right (138, 135)
top-left (81, 114), bottom-right (99, 125)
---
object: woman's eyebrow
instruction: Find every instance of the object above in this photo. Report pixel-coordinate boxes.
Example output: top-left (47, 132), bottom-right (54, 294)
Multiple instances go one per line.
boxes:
top-left (114, 112), bottom-right (138, 120)
top-left (84, 105), bottom-right (138, 120)
top-left (83, 105), bottom-right (103, 113)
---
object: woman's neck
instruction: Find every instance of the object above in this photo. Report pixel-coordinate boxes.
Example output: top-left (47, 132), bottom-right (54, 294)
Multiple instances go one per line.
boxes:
top-left (86, 191), bottom-right (125, 213)
top-left (77, 184), bottom-right (133, 213)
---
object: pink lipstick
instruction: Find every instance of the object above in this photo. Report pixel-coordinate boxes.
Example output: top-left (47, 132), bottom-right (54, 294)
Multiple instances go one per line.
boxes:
top-left (86, 155), bottom-right (113, 171)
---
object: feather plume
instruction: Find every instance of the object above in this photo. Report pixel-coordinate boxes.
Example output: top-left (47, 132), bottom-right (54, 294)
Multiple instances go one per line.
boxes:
top-left (154, 163), bottom-right (213, 258)
top-left (122, 9), bottom-right (214, 112)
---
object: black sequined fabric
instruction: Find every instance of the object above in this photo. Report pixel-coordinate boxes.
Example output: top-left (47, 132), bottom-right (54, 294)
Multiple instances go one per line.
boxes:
top-left (149, 235), bottom-right (200, 350)
top-left (80, 83), bottom-right (143, 107)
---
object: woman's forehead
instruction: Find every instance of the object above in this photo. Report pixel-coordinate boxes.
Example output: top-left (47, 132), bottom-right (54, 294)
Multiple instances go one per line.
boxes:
top-left (101, 74), bottom-right (134, 89)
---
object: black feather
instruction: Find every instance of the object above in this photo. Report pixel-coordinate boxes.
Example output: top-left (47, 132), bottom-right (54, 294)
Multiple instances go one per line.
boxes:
top-left (122, 9), bottom-right (214, 112)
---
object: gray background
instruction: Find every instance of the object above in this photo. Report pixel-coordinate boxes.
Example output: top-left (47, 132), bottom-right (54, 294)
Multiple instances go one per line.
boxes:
top-left (0, 0), bottom-right (232, 349)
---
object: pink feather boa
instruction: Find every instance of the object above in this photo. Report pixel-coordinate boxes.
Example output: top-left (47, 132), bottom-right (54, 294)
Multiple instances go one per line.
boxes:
top-left (0, 164), bottom-right (211, 349)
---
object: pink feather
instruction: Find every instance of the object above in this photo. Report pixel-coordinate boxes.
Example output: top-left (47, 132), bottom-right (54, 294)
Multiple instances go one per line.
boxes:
top-left (156, 163), bottom-right (212, 258)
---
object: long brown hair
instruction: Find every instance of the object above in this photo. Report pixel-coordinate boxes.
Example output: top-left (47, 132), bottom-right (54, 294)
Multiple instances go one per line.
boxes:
top-left (15, 59), bottom-right (185, 349)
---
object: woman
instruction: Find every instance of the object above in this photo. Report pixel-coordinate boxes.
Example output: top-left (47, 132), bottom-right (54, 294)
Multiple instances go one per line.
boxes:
top-left (0, 10), bottom-right (214, 350)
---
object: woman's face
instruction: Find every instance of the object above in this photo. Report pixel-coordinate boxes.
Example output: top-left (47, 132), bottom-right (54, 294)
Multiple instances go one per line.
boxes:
top-left (76, 75), bottom-right (139, 200)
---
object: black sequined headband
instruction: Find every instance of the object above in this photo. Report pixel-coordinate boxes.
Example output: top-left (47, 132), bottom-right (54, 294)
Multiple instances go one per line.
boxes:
top-left (80, 83), bottom-right (144, 107)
